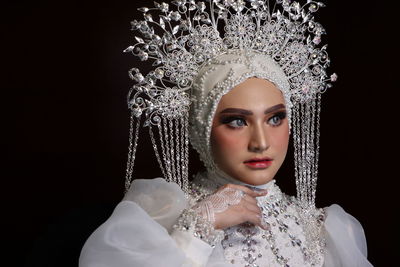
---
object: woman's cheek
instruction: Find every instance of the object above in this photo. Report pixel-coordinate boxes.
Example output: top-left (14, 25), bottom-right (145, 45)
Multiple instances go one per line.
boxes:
top-left (270, 126), bottom-right (289, 153)
top-left (213, 128), bottom-right (245, 154)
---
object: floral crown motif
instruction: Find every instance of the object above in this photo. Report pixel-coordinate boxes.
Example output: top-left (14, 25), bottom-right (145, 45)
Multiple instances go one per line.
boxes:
top-left (123, 0), bottom-right (337, 127)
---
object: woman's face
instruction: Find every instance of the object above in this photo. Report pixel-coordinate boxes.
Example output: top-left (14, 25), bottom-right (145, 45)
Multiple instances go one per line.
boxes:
top-left (210, 77), bottom-right (289, 185)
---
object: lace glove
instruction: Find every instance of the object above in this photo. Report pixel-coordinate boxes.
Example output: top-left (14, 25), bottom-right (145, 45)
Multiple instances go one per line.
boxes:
top-left (193, 187), bottom-right (244, 224)
top-left (173, 187), bottom-right (245, 247)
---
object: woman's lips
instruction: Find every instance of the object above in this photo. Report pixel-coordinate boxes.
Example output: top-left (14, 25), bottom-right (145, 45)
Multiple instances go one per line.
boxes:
top-left (243, 158), bottom-right (273, 169)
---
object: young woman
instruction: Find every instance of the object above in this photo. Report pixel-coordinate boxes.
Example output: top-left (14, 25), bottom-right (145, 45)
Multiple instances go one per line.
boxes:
top-left (80, 1), bottom-right (372, 266)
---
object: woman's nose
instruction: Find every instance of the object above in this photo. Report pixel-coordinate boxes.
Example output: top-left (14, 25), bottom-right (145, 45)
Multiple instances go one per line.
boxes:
top-left (248, 124), bottom-right (269, 153)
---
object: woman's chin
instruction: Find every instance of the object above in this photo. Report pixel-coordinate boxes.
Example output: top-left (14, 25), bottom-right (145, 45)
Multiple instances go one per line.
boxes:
top-left (233, 169), bottom-right (274, 186)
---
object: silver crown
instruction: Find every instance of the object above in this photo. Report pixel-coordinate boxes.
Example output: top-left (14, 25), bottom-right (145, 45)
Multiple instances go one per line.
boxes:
top-left (124, 0), bottom-right (336, 127)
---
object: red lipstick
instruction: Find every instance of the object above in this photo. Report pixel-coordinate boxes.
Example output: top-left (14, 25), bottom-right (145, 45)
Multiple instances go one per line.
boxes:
top-left (243, 157), bottom-right (273, 169)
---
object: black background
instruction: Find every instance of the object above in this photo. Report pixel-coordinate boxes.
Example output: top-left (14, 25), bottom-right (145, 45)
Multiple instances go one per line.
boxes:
top-left (2, 0), bottom-right (398, 266)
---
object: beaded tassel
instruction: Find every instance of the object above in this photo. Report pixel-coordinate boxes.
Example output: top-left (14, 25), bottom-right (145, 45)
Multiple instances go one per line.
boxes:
top-left (147, 114), bottom-right (190, 195)
top-left (125, 110), bottom-right (141, 192)
top-left (293, 94), bottom-right (322, 209)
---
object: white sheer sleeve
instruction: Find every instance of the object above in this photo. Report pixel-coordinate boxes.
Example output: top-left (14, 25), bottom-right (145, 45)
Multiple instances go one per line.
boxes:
top-left (123, 177), bottom-right (187, 232)
top-left (323, 204), bottom-right (373, 267)
top-left (79, 178), bottom-right (214, 267)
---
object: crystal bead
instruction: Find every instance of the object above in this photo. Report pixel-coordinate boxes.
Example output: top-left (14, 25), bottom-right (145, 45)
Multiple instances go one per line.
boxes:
top-left (218, 10), bottom-right (228, 19)
top-left (132, 108), bottom-right (142, 117)
top-left (130, 20), bottom-right (139, 30)
top-left (138, 7), bottom-right (149, 12)
top-left (138, 51), bottom-right (149, 61)
top-left (144, 13), bottom-right (153, 22)
top-left (160, 2), bottom-right (169, 12)
top-left (309, 3), bottom-right (318, 12)
top-left (133, 73), bottom-right (144, 82)
top-left (135, 36), bottom-right (145, 44)
top-left (152, 59), bottom-right (162, 66)
top-left (154, 68), bottom-right (165, 79)
top-left (313, 36), bottom-right (321, 45)
top-left (172, 25), bottom-right (180, 34)
top-left (123, 46), bottom-right (134, 53)
top-left (170, 11), bottom-right (181, 21)
top-left (171, 0), bottom-right (184, 7)
top-left (188, 4), bottom-right (197, 11)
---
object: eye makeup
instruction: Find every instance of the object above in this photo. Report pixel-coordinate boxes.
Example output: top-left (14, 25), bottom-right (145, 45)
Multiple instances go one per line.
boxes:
top-left (267, 111), bottom-right (287, 127)
top-left (220, 115), bottom-right (246, 124)
top-left (219, 110), bottom-right (287, 128)
top-left (220, 116), bottom-right (247, 128)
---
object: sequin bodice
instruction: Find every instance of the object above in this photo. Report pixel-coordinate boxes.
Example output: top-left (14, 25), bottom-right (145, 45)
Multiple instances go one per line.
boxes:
top-left (190, 172), bottom-right (326, 267)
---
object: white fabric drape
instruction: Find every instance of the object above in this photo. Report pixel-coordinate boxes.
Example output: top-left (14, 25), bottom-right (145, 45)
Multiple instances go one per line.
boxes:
top-left (79, 178), bottom-right (373, 267)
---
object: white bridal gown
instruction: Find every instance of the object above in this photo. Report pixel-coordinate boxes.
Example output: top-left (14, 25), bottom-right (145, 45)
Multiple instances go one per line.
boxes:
top-left (79, 172), bottom-right (373, 267)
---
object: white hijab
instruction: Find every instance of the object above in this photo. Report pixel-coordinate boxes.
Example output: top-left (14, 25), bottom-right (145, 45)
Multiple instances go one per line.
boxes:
top-left (188, 49), bottom-right (291, 173)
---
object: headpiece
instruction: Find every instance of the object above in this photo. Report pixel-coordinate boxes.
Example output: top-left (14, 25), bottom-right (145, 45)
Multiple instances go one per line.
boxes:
top-left (123, 0), bottom-right (337, 211)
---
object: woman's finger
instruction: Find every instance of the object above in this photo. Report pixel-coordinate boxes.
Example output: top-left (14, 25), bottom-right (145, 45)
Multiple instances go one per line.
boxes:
top-left (242, 201), bottom-right (262, 214)
top-left (242, 210), bottom-right (267, 230)
top-left (242, 194), bottom-right (258, 205)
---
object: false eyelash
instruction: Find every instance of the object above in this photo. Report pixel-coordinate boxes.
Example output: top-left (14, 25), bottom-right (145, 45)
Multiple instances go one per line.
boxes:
top-left (273, 111), bottom-right (287, 120)
top-left (220, 116), bottom-right (246, 124)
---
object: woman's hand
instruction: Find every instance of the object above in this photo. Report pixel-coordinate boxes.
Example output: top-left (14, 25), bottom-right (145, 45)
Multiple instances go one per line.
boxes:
top-left (193, 183), bottom-right (268, 230)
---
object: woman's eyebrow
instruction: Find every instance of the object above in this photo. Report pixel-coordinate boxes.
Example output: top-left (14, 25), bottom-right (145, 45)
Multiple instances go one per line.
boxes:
top-left (219, 104), bottom-right (286, 116)
top-left (264, 104), bottom-right (286, 114)
top-left (220, 108), bottom-right (253, 115)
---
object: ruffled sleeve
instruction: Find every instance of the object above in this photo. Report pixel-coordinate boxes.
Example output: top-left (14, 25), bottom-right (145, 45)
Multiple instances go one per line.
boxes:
top-left (323, 204), bottom-right (373, 267)
top-left (79, 178), bottom-right (214, 267)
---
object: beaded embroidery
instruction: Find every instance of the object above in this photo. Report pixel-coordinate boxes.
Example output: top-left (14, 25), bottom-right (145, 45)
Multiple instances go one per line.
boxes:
top-left (190, 172), bottom-right (326, 267)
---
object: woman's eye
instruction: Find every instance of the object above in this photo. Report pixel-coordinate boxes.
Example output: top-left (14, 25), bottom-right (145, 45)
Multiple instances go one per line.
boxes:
top-left (229, 118), bottom-right (246, 128)
top-left (221, 117), bottom-right (247, 128)
top-left (268, 112), bottom-right (286, 127)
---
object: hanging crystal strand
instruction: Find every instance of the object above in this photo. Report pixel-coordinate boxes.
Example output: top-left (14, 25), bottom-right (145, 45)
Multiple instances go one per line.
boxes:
top-left (312, 93), bottom-right (322, 206)
top-left (157, 122), bottom-right (170, 181)
top-left (305, 101), bottom-right (313, 207)
top-left (168, 118), bottom-right (179, 186)
top-left (125, 110), bottom-right (141, 192)
top-left (180, 115), bottom-right (185, 189)
top-left (296, 102), bottom-right (304, 204)
top-left (309, 99), bottom-right (317, 208)
top-left (181, 113), bottom-right (190, 195)
top-left (174, 117), bottom-right (182, 187)
top-left (149, 125), bottom-right (167, 179)
top-left (302, 102), bottom-right (308, 205)
top-left (296, 101), bottom-right (305, 206)
top-left (300, 101), bottom-right (308, 207)
top-left (303, 102), bottom-right (308, 207)
top-left (293, 103), bottom-right (301, 201)
top-left (162, 118), bottom-right (173, 182)
top-left (307, 99), bottom-right (315, 208)
top-left (183, 112), bottom-right (189, 194)
top-left (310, 101), bottom-right (316, 207)
top-left (304, 102), bottom-right (310, 207)
top-left (306, 100), bottom-right (314, 208)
